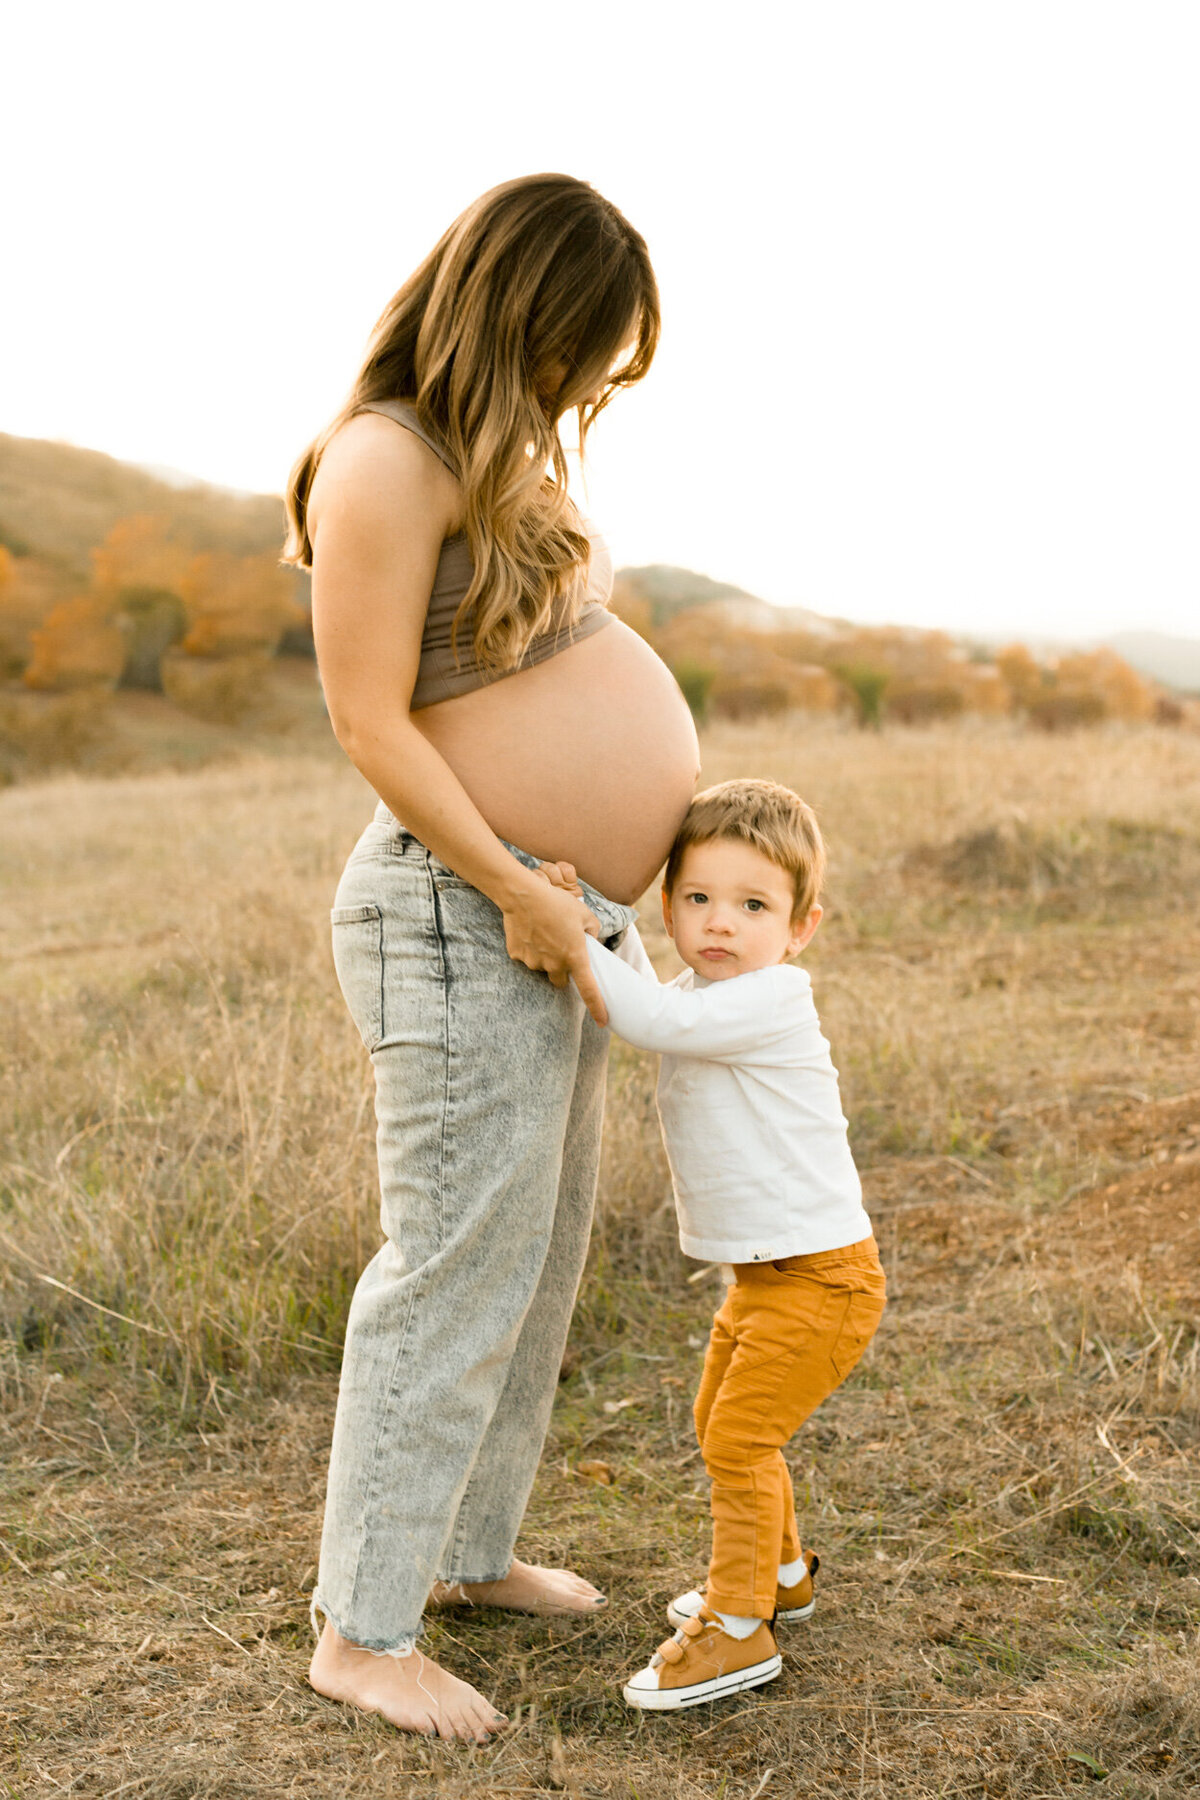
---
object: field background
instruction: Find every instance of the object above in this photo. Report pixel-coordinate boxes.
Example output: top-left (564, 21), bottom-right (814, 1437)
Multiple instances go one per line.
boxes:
top-left (4, 716), bottom-right (1200, 1799)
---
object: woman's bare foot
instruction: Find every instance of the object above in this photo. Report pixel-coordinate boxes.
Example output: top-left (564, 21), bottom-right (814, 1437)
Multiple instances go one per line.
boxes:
top-left (308, 1621), bottom-right (507, 1743)
top-left (428, 1557), bottom-right (607, 1616)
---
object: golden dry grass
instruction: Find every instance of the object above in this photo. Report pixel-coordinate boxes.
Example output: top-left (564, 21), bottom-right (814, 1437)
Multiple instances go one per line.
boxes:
top-left (3, 718), bottom-right (1200, 1798)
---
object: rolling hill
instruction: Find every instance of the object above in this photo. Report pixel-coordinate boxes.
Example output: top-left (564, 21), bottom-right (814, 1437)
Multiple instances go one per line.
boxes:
top-left (0, 433), bottom-right (291, 575)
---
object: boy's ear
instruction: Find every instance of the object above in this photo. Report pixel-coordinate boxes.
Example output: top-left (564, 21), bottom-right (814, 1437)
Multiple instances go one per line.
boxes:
top-left (660, 885), bottom-right (675, 940)
top-left (786, 904), bottom-right (822, 958)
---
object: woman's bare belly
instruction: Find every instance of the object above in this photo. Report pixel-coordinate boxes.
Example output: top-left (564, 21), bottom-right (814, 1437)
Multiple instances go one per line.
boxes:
top-left (413, 619), bottom-right (700, 903)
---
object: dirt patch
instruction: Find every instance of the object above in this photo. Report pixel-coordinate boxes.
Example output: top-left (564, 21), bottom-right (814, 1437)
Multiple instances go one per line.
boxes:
top-left (863, 1095), bottom-right (1200, 1309)
top-left (1064, 1095), bottom-right (1200, 1306)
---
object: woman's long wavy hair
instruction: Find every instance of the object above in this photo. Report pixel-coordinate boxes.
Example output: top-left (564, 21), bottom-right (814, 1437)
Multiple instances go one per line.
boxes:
top-left (284, 174), bottom-right (659, 673)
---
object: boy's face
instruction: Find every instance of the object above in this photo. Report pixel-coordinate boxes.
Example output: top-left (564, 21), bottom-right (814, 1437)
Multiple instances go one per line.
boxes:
top-left (662, 839), bottom-right (821, 982)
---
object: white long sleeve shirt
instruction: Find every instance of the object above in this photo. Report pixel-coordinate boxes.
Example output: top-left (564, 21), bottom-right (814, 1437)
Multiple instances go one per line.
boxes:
top-left (590, 929), bottom-right (871, 1263)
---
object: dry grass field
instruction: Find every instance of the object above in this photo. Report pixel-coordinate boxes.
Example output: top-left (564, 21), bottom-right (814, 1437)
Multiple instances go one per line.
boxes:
top-left (3, 718), bottom-right (1200, 1799)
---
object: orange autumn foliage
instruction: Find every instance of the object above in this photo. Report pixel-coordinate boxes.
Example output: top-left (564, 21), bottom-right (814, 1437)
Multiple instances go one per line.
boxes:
top-left (0, 552), bottom-right (72, 678)
top-left (995, 643), bottom-right (1046, 710)
top-left (90, 514), bottom-right (190, 600)
top-left (1053, 648), bottom-right (1155, 722)
top-left (22, 596), bottom-right (127, 691)
top-left (179, 554), bottom-right (306, 657)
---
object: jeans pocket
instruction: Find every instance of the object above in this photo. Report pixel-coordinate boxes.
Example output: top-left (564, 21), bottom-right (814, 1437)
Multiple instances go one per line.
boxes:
top-left (830, 1290), bottom-right (885, 1381)
top-left (331, 903), bottom-right (385, 1051)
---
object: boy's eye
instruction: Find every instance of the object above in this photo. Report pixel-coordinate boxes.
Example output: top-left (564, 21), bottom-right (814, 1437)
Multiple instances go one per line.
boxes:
top-left (744, 899), bottom-right (765, 912)
top-left (687, 892), bottom-right (708, 905)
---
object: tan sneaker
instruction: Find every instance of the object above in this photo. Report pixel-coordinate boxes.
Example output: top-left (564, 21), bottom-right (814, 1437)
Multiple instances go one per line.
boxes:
top-left (666, 1551), bottom-right (820, 1630)
top-left (623, 1606), bottom-right (781, 1711)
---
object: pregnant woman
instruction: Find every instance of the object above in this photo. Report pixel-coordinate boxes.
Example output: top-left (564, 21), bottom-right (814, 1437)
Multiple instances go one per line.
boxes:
top-left (284, 174), bottom-right (699, 1742)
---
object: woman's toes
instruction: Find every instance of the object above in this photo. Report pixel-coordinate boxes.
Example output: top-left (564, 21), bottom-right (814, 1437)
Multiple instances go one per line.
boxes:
top-left (442, 1693), bottom-right (484, 1742)
top-left (447, 1699), bottom-right (474, 1742)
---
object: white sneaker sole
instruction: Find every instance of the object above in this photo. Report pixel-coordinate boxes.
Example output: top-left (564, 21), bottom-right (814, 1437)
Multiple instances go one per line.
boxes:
top-left (666, 1596), bottom-right (816, 1630)
top-left (623, 1653), bottom-right (782, 1711)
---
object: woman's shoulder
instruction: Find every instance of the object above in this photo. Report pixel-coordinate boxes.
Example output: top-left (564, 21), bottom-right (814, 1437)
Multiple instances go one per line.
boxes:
top-left (309, 411), bottom-right (464, 546)
top-left (319, 408), bottom-right (455, 489)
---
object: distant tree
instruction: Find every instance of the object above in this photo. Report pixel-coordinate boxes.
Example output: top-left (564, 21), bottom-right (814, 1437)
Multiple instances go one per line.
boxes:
top-left (995, 643), bottom-right (1046, 711)
top-left (953, 663), bottom-right (1011, 716)
top-left (90, 515), bottom-right (190, 689)
top-left (91, 514), bottom-right (189, 599)
top-left (1054, 648), bottom-right (1154, 722)
top-left (179, 553), bottom-right (306, 658)
top-left (654, 609), bottom-right (843, 723)
top-left (830, 625), bottom-right (956, 689)
top-left (671, 658), bottom-right (717, 723)
top-left (0, 552), bottom-right (68, 679)
top-left (115, 588), bottom-right (188, 688)
top-left (835, 663), bottom-right (890, 729)
top-left (22, 597), bottom-right (127, 691)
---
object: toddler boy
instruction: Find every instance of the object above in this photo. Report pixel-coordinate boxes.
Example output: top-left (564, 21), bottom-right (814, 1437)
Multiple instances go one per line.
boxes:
top-left (568, 779), bottom-right (886, 1710)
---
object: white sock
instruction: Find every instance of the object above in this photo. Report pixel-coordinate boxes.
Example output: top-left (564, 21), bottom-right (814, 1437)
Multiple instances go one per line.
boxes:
top-left (778, 1555), bottom-right (807, 1586)
top-left (714, 1610), bottom-right (762, 1639)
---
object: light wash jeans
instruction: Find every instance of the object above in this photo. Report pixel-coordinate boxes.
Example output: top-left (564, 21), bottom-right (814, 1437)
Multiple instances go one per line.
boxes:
top-left (313, 803), bottom-right (634, 1654)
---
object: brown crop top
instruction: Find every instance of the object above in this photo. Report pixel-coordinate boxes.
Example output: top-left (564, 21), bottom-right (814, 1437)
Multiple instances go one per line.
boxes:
top-left (355, 398), bottom-right (614, 710)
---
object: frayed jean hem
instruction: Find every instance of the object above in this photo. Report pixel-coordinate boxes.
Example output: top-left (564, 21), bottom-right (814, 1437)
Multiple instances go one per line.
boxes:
top-left (309, 1590), bottom-right (422, 1659)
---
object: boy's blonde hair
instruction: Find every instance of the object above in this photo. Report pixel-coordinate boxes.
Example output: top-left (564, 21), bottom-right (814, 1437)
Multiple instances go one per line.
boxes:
top-left (664, 780), bottom-right (826, 918)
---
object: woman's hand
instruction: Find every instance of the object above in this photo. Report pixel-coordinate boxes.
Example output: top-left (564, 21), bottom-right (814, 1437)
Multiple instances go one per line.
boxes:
top-left (502, 874), bottom-right (608, 1027)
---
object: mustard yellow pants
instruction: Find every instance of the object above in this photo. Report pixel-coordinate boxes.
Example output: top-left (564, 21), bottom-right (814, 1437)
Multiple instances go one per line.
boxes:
top-left (695, 1236), bottom-right (887, 1619)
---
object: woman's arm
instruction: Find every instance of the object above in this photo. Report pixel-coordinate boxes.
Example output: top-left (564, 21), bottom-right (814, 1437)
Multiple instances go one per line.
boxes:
top-left (309, 414), bottom-right (608, 1024)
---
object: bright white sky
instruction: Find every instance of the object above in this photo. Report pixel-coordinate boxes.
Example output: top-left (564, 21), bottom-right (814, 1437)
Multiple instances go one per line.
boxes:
top-left (4, 2), bottom-right (1198, 641)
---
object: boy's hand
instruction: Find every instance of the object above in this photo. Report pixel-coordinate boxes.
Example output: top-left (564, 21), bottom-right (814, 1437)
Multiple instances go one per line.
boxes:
top-left (535, 859), bottom-right (584, 896)
top-left (534, 861), bottom-right (601, 939)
